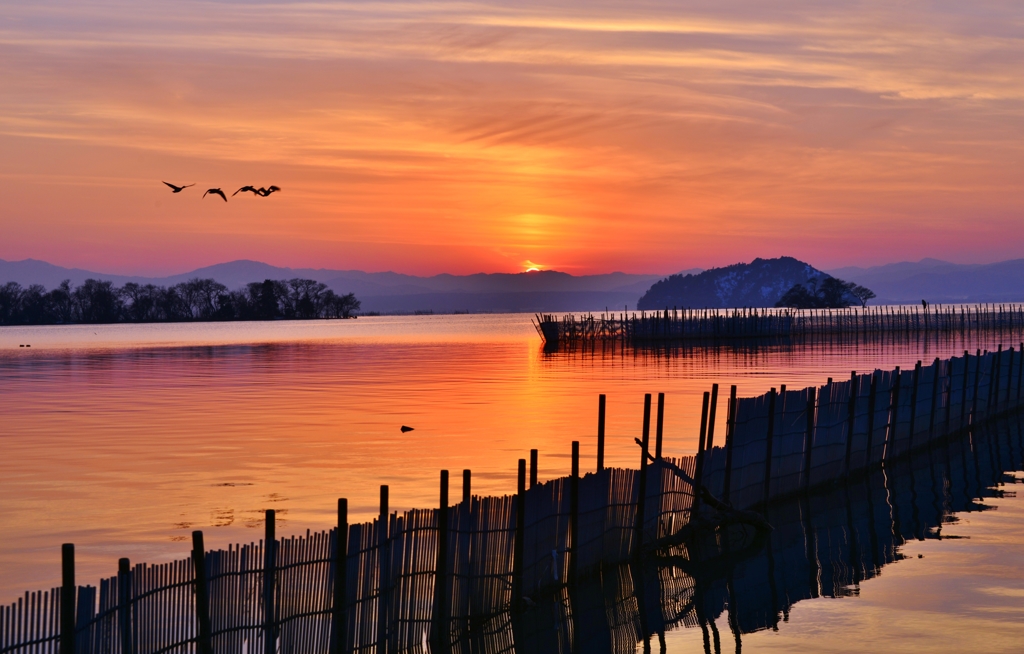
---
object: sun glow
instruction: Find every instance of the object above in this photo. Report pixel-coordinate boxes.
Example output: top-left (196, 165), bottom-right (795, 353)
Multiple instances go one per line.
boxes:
top-left (523, 260), bottom-right (544, 272)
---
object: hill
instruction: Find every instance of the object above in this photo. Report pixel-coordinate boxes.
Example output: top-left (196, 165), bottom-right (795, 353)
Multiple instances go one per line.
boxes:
top-left (638, 257), bottom-right (836, 309)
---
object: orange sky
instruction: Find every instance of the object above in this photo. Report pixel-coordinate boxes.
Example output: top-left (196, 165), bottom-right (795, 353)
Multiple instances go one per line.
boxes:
top-left (1, 1), bottom-right (1022, 276)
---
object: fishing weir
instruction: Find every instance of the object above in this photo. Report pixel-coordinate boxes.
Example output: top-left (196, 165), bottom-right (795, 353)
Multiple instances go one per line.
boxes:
top-left (534, 303), bottom-right (1024, 346)
top-left (4, 345), bottom-right (1024, 653)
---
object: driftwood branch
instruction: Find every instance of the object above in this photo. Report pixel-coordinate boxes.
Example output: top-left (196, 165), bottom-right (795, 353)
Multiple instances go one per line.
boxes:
top-left (634, 437), bottom-right (772, 534)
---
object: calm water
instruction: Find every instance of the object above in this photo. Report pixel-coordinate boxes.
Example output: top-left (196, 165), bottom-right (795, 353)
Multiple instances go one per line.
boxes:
top-left (2, 314), bottom-right (1023, 650)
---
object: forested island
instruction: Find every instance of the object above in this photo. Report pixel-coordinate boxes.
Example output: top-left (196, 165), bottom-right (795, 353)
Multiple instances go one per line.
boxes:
top-left (0, 278), bottom-right (360, 325)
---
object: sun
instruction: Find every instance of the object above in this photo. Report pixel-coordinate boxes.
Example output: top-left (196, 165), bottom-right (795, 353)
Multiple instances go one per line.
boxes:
top-left (523, 260), bottom-right (544, 272)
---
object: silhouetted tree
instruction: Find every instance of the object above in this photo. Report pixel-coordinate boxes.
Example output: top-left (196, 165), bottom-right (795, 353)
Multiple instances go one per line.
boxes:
top-left (73, 279), bottom-right (121, 323)
top-left (0, 277), bottom-right (360, 325)
top-left (775, 277), bottom-right (874, 309)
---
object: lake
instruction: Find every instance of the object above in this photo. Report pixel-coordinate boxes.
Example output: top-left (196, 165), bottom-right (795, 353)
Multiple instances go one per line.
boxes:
top-left (2, 313), bottom-right (1022, 651)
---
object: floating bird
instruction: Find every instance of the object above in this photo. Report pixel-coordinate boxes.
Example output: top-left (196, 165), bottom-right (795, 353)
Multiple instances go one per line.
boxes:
top-left (400, 426), bottom-right (414, 433)
top-left (257, 186), bottom-right (281, 197)
top-left (162, 182), bottom-right (194, 193)
top-left (232, 185), bottom-right (260, 197)
top-left (203, 188), bottom-right (228, 202)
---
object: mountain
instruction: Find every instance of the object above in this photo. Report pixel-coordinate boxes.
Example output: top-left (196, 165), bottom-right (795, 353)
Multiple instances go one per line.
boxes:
top-left (637, 257), bottom-right (835, 309)
top-left (0, 258), bottom-right (665, 314)
top-left (825, 258), bottom-right (1024, 304)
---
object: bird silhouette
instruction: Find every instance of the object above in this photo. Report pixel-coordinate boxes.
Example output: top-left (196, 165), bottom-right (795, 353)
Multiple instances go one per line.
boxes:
top-left (257, 186), bottom-right (281, 197)
top-left (232, 185), bottom-right (260, 197)
top-left (203, 188), bottom-right (228, 202)
top-left (163, 182), bottom-right (194, 193)
top-left (400, 426), bottom-right (414, 433)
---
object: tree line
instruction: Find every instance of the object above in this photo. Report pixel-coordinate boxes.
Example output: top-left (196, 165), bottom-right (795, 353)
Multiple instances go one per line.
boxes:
top-left (0, 278), bottom-right (360, 325)
top-left (775, 277), bottom-right (876, 309)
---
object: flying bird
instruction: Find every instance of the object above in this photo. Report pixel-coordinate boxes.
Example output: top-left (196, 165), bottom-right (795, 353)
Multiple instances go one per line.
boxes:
top-left (163, 182), bottom-right (194, 193)
top-left (257, 186), bottom-right (281, 197)
top-left (400, 426), bottom-right (414, 433)
top-left (203, 188), bottom-right (228, 202)
top-left (232, 185), bottom-right (260, 197)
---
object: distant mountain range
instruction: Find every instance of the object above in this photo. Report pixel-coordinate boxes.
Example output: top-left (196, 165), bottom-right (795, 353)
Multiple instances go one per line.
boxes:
top-left (0, 258), bottom-right (696, 314)
top-left (5, 255), bottom-right (1024, 313)
top-left (638, 257), bottom-right (834, 309)
top-left (825, 258), bottom-right (1024, 304)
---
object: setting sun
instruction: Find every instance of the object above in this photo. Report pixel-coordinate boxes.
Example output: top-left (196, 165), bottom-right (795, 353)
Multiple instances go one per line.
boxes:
top-left (523, 260), bottom-right (544, 272)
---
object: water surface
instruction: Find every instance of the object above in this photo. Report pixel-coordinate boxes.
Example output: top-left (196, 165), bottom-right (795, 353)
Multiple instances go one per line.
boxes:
top-left (2, 313), bottom-right (1022, 651)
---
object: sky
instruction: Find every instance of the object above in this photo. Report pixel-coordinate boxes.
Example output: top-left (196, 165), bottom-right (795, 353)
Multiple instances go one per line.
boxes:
top-left (1, 0), bottom-right (1023, 276)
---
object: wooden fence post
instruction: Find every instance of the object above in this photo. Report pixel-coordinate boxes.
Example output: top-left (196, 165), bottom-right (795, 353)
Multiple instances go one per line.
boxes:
top-left (706, 384), bottom-right (720, 450)
top-left (192, 532), bottom-right (213, 654)
top-left (961, 351), bottom-right (970, 427)
top-left (597, 394), bottom-right (606, 472)
top-left (634, 394), bottom-right (652, 554)
top-left (264, 509), bottom-right (277, 654)
top-left (529, 450), bottom-right (538, 489)
top-left (865, 374), bottom-right (877, 466)
top-left (722, 386), bottom-right (737, 505)
top-left (886, 368), bottom-right (901, 461)
top-left (118, 557), bottom-right (133, 654)
top-left (514, 459), bottom-right (526, 603)
top-left (692, 391), bottom-right (711, 518)
top-left (376, 487), bottom-right (388, 654)
top-left (1018, 344), bottom-right (1023, 403)
top-left (907, 361), bottom-right (921, 451)
top-left (928, 358), bottom-right (940, 440)
top-left (1005, 346), bottom-right (1014, 408)
top-left (60, 544), bottom-right (75, 654)
top-left (763, 389), bottom-right (777, 506)
top-left (971, 349), bottom-right (981, 424)
top-left (655, 393), bottom-right (665, 459)
top-left (804, 387), bottom-right (817, 490)
top-left (992, 345), bottom-right (1003, 414)
top-left (433, 471), bottom-right (449, 650)
top-left (332, 500), bottom-right (348, 654)
top-left (569, 441), bottom-right (580, 586)
top-left (462, 470), bottom-right (471, 505)
top-left (844, 373), bottom-right (857, 476)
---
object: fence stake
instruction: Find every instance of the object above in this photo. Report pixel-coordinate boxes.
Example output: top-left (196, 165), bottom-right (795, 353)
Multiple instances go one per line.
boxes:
top-left (376, 488), bottom-right (388, 654)
top-left (514, 459), bottom-right (526, 603)
top-left (928, 358), bottom-right (940, 440)
top-left (462, 470), bottom-right (471, 505)
top-left (1005, 347), bottom-right (1014, 408)
top-left (866, 374), bottom-right (877, 466)
top-left (723, 386), bottom-right (737, 505)
top-left (332, 500), bottom-right (348, 654)
top-left (60, 544), bottom-right (75, 654)
top-left (971, 349), bottom-right (982, 424)
top-left (569, 441), bottom-right (580, 586)
top-left (961, 351), bottom-right (970, 427)
top-left (433, 471), bottom-right (449, 650)
top-left (804, 387), bottom-right (817, 490)
top-left (1018, 344), bottom-right (1023, 402)
top-left (634, 394), bottom-right (652, 554)
top-left (990, 346), bottom-right (1003, 414)
top-left (192, 532), bottom-right (213, 654)
top-left (844, 373), bottom-right (857, 476)
top-left (597, 394), bottom-right (607, 472)
top-left (529, 449), bottom-right (538, 488)
top-left (655, 393), bottom-right (665, 459)
top-left (763, 389), bottom-right (777, 506)
top-left (706, 384), bottom-right (720, 451)
top-left (118, 557), bottom-right (133, 654)
top-left (908, 361), bottom-right (921, 452)
top-left (265, 509), bottom-right (277, 654)
top-left (886, 368), bottom-right (901, 461)
top-left (693, 391), bottom-right (711, 518)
